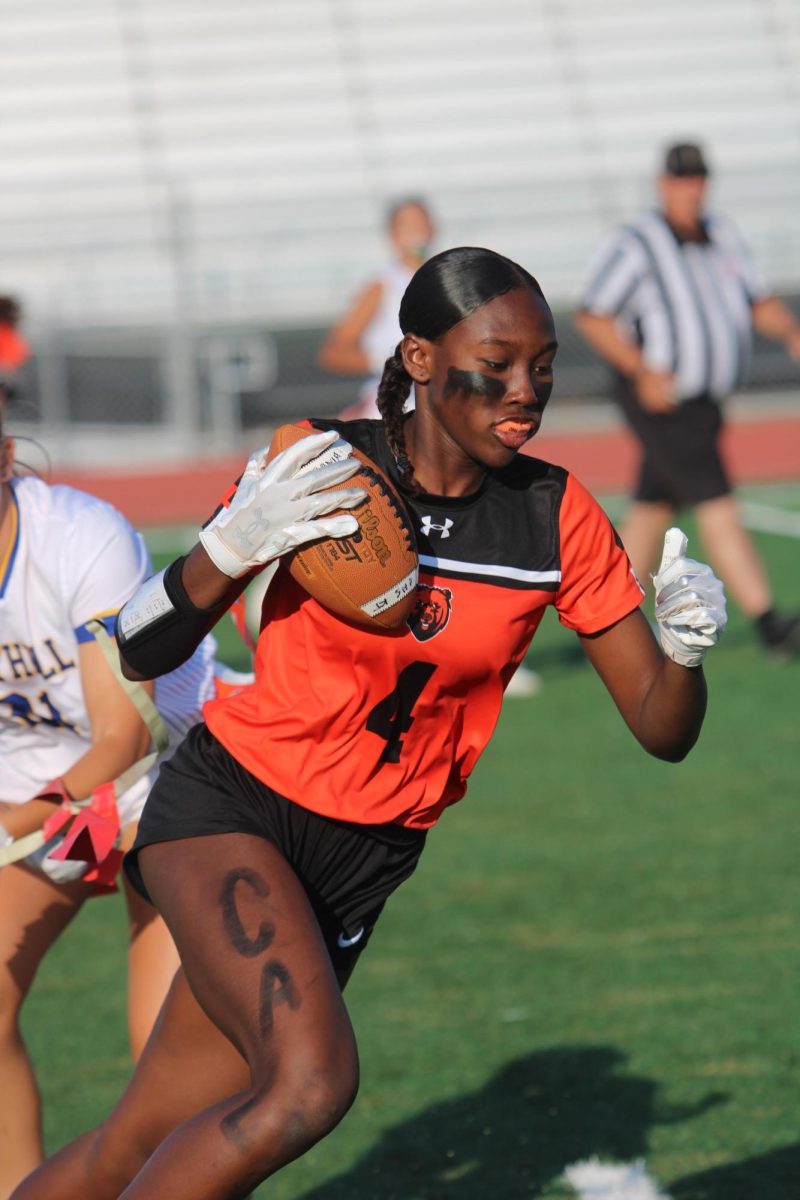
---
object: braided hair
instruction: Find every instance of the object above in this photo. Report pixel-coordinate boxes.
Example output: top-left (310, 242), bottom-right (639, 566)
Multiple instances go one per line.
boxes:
top-left (375, 344), bottom-right (414, 478)
top-left (376, 246), bottom-right (545, 486)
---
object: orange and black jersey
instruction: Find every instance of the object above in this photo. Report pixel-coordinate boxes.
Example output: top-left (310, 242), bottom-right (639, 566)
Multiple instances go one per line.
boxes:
top-left (203, 418), bottom-right (644, 829)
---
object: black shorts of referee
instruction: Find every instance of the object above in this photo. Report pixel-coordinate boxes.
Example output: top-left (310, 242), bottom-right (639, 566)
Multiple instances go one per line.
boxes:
top-left (617, 378), bottom-right (732, 508)
top-left (125, 723), bottom-right (426, 989)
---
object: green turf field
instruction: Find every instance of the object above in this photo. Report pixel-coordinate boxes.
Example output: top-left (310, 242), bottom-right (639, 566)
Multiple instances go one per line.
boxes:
top-left (23, 484), bottom-right (800, 1198)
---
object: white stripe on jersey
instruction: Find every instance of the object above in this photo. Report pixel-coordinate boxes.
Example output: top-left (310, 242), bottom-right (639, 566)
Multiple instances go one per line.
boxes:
top-left (581, 236), bottom-right (645, 314)
top-left (684, 243), bottom-right (739, 399)
top-left (632, 213), bottom-right (711, 398)
top-left (419, 554), bottom-right (561, 586)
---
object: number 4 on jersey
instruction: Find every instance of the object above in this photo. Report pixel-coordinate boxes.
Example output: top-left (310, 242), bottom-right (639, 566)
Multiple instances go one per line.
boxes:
top-left (366, 662), bottom-right (437, 764)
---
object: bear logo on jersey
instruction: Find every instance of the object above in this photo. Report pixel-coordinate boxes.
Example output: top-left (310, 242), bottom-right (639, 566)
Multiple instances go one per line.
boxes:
top-left (408, 584), bottom-right (452, 642)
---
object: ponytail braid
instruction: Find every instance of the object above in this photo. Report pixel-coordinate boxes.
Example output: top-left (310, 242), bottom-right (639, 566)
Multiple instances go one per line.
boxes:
top-left (376, 345), bottom-right (417, 488)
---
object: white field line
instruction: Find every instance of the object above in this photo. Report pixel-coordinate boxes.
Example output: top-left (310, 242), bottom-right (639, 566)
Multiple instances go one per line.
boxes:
top-left (739, 501), bottom-right (800, 539)
top-left (600, 498), bottom-right (800, 540)
top-left (564, 1158), bottom-right (672, 1199)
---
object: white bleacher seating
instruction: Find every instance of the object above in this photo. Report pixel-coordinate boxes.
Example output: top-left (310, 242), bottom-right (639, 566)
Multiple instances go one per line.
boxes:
top-left (0, 0), bottom-right (798, 327)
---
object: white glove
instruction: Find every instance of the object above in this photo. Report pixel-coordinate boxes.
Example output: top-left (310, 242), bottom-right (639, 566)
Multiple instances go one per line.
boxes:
top-left (31, 836), bottom-right (91, 883)
top-left (199, 430), bottom-right (366, 578)
top-left (653, 528), bottom-right (727, 668)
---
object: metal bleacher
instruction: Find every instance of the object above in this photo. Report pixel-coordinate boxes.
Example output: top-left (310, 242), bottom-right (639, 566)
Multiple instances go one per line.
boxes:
top-left (1, 0), bottom-right (799, 441)
top-left (2, 0), bottom-right (799, 323)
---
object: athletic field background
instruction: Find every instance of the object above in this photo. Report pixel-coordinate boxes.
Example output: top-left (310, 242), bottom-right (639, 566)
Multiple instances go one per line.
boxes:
top-left (23, 472), bottom-right (800, 1196)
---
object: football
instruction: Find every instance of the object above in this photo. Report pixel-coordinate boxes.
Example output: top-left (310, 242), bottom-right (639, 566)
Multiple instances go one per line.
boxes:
top-left (266, 423), bottom-right (419, 630)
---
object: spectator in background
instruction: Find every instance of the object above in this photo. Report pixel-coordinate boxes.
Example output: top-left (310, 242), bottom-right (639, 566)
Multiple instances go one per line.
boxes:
top-left (574, 142), bottom-right (800, 658)
top-left (318, 198), bottom-right (436, 421)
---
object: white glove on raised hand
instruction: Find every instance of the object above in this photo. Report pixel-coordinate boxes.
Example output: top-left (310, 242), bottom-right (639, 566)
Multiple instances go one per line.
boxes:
top-left (653, 528), bottom-right (727, 668)
top-left (199, 430), bottom-right (366, 578)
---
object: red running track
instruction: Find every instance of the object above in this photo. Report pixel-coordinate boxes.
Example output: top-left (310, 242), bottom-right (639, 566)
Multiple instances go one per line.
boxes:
top-left (51, 413), bottom-right (800, 528)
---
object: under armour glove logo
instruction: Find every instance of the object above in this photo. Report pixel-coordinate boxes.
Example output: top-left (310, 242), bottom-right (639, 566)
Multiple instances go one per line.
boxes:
top-left (234, 507), bottom-right (271, 549)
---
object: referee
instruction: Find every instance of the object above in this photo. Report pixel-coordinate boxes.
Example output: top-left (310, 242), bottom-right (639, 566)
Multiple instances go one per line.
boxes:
top-left (575, 141), bottom-right (800, 657)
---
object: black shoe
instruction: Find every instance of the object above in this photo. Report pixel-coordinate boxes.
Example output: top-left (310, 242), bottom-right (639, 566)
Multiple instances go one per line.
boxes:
top-left (756, 609), bottom-right (800, 658)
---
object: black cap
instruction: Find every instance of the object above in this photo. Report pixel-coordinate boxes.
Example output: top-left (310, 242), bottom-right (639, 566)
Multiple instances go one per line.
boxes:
top-left (664, 142), bottom-right (709, 178)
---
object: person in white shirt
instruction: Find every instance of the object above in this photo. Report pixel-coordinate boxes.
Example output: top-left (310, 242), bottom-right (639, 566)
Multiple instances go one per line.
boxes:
top-left (318, 197), bottom-right (436, 420)
top-left (0, 411), bottom-right (216, 1196)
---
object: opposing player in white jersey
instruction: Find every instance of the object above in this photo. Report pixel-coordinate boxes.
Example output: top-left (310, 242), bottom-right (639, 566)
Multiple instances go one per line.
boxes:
top-left (0, 411), bottom-right (217, 1197)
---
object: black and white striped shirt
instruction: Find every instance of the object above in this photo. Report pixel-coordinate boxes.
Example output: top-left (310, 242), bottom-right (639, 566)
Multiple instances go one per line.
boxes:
top-left (580, 211), bottom-right (768, 401)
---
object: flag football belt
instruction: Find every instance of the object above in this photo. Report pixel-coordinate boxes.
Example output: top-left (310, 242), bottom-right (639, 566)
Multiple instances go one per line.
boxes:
top-left (0, 621), bottom-right (169, 885)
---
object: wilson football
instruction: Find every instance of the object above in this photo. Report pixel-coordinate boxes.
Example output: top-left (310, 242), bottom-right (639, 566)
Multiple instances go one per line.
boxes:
top-left (266, 423), bottom-right (419, 630)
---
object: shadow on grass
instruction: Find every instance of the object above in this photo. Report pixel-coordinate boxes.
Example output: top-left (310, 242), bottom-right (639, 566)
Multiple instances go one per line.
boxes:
top-left (296, 1045), bottom-right (724, 1199)
top-left (525, 618), bottom-right (761, 680)
top-left (671, 1142), bottom-right (800, 1200)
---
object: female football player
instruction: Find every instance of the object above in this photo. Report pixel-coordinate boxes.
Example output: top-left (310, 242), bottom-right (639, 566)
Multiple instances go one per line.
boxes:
top-left (13, 247), bottom-right (727, 1200)
top-left (0, 412), bottom-right (217, 1197)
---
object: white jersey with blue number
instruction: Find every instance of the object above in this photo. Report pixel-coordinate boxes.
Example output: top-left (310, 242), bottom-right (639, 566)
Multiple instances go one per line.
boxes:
top-left (0, 476), bottom-right (215, 810)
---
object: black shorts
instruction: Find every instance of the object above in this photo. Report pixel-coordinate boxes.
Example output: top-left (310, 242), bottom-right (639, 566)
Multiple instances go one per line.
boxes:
top-left (125, 724), bottom-right (426, 983)
top-left (617, 383), bottom-right (731, 507)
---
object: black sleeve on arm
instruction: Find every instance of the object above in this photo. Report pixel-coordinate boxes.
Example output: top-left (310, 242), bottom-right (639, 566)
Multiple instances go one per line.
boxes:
top-left (115, 555), bottom-right (230, 680)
